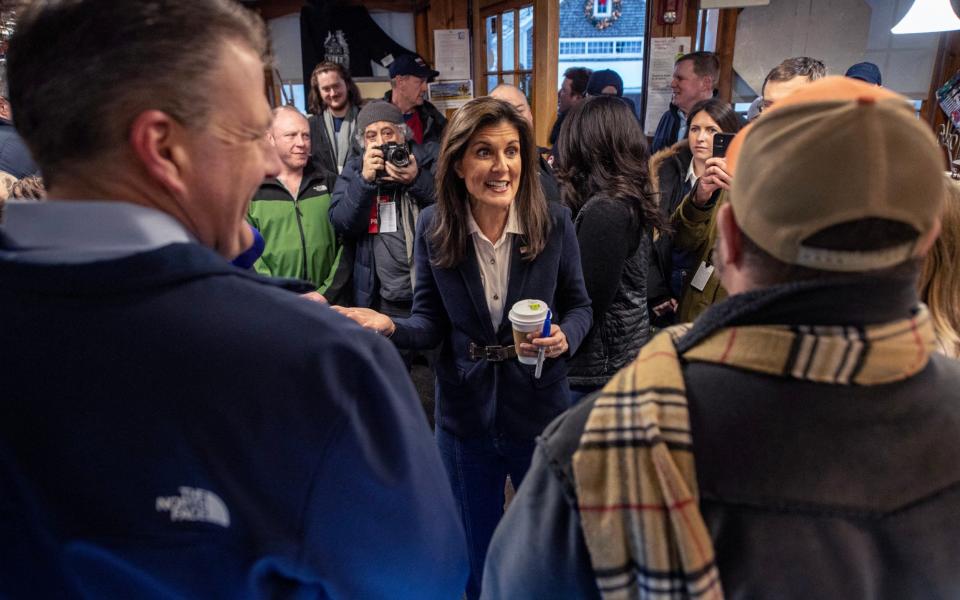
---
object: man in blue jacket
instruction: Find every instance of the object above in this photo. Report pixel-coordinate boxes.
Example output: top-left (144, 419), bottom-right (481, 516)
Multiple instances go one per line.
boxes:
top-left (0, 1), bottom-right (467, 597)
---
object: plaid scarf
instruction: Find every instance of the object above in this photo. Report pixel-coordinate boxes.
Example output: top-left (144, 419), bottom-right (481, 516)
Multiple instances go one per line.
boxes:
top-left (571, 306), bottom-right (936, 600)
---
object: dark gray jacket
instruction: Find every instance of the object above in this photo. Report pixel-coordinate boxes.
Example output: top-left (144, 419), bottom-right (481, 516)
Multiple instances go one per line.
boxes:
top-left (483, 277), bottom-right (960, 599)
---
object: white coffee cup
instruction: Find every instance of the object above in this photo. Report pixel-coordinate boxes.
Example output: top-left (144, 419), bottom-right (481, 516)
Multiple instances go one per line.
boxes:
top-left (508, 299), bottom-right (549, 365)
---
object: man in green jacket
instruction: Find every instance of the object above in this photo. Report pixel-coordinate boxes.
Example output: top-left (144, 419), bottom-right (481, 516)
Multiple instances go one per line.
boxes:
top-left (248, 106), bottom-right (350, 304)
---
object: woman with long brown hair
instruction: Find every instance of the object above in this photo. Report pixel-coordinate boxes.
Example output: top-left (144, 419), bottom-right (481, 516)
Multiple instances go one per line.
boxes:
top-left (336, 97), bottom-right (592, 599)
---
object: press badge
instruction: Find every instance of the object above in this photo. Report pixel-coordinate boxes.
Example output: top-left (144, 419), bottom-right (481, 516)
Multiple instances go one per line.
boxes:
top-left (378, 201), bottom-right (397, 233)
top-left (690, 261), bottom-right (715, 291)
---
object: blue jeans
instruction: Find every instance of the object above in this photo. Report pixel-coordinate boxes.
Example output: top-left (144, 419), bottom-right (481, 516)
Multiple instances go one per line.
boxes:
top-left (569, 384), bottom-right (601, 405)
top-left (435, 427), bottom-right (536, 600)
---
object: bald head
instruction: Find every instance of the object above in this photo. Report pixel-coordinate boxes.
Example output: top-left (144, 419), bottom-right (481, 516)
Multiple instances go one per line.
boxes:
top-left (268, 105), bottom-right (310, 173)
top-left (270, 105), bottom-right (308, 132)
top-left (490, 84), bottom-right (533, 129)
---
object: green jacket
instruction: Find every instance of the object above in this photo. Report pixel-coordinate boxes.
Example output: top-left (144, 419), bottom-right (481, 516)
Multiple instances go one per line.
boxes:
top-left (670, 185), bottom-right (727, 322)
top-left (247, 168), bottom-right (347, 301)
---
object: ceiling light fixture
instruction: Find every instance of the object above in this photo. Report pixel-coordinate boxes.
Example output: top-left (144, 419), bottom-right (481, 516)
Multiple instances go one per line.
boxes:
top-left (892, 0), bottom-right (960, 34)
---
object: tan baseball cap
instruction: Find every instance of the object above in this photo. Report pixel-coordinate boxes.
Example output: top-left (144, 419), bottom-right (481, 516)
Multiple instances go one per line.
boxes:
top-left (726, 76), bottom-right (946, 271)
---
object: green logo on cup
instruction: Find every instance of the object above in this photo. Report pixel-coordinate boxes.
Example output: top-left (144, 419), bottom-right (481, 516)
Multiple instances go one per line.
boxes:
top-left (529, 303), bottom-right (541, 310)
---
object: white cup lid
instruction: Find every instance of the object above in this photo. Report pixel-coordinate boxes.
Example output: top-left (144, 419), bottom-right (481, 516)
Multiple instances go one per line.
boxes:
top-left (508, 299), bottom-right (549, 325)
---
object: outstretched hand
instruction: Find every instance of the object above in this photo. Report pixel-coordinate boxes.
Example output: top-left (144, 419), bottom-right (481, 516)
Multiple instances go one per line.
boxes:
top-left (331, 306), bottom-right (396, 337)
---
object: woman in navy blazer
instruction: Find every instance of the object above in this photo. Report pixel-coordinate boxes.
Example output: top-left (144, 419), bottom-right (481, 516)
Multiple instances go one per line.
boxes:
top-left (336, 97), bottom-right (592, 599)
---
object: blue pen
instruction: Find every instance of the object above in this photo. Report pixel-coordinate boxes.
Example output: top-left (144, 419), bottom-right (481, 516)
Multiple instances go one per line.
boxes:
top-left (534, 309), bottom-right (552, 379)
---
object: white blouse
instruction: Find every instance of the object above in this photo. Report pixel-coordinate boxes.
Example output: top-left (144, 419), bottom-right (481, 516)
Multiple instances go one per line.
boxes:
top-left (466, 203), bottom-right (523, 330)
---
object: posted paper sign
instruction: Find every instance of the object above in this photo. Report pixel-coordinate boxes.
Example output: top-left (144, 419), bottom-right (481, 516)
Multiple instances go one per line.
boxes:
top-left (434, 29), bottom-right (471, 81)
top-left (428, 80), bottom-right (474, 111)
top-left (644, 37), bottom-right (692, 137)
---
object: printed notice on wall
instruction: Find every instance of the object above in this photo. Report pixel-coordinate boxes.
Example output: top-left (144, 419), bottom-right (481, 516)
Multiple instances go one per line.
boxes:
top-left (644, 37), bottom-right (692, 137)
top-left (428, 80), bottom-right (474, 111)
top-left (434, 29), bottom-right (471, 81)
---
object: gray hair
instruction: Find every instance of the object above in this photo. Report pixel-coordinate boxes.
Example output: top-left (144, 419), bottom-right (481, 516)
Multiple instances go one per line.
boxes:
top-left (8, 0), bottom-right (268, 184)
top-left (354, 122), bottom-right (412, 149)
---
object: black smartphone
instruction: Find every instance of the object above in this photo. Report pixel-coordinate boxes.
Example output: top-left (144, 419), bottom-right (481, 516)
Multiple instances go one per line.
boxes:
top-left (712, 133), bottom-right (736, 158)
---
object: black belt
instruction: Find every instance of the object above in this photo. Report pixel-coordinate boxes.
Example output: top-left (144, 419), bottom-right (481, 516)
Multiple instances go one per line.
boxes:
top-left (468, 342), bottom-right (517, 362)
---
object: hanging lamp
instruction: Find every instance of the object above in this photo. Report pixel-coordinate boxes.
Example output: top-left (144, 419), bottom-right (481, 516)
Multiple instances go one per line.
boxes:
top-left (891, 0), bottom-right (960, 34)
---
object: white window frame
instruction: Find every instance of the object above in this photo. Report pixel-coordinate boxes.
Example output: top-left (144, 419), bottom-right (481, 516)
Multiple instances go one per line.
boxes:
top-left (558, 36), bottom-right (643, 60)
top-left (593, 0), bottom-right (613, 18)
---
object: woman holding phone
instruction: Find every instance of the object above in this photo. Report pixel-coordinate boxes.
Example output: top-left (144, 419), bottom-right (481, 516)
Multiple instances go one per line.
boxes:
top-left (648, 98), bottom-right (742, 324)
top-left (335, 97), bottom-right (592, 600)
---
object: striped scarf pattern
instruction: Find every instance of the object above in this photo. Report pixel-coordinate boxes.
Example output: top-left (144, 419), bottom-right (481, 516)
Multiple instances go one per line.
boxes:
top-left (572, 306), bottom-right (936, 600)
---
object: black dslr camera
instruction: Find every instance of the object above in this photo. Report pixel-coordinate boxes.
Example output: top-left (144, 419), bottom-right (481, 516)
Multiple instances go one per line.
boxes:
top-left (376, 142), bottom-right (412, 182)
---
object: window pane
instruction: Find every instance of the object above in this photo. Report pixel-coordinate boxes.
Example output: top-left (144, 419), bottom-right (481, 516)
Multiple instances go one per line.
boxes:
top-left (486, 15), bottom-right (498, 72)
top-left (518, 6), bottom-right (534, 70)
top-left (502, 10), bottom-right (515, 72)
top-left (502, 72), bottom-right (515, 86)
top-left (518, 73), bottom-right (533, 108)
top-left (487, 75), bottom-right (499, 94)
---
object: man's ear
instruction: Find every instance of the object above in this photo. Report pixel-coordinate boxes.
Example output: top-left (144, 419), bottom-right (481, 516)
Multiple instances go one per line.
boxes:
top-left (716, 202), bottom-right (743, 269)
top-left (0, 98), bottom-right (12, 121)
top-left (703, 76), bottom-right (716, 93)
top-left (128, 109), bottom-right (191, 199)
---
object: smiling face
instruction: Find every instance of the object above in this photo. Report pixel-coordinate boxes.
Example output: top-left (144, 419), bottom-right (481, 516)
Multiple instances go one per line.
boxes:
top-left (179, 40), bottom-right (280, 258)
top-left (671, 59), bottom-right (711, 114)
top-left (455, 120), bottom-right (522, 213)
top-left (315, 69), bottom-right (348, 114)
top-left (687, 110), bottom-right (722, 163)
top-left (268, 109), bottom-right (310, 172)
top-left (558, 77), bottom-right (580, 113)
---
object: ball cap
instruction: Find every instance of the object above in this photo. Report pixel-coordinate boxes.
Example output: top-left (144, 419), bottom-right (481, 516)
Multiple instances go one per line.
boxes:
top-left (726, 76), bottom-right (946, 272)
top-left (388, 53), bottom-right (440, 81)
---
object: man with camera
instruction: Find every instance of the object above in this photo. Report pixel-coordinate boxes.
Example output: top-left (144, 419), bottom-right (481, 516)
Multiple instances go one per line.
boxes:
top-left (329, 100), bottom-right (438, 317)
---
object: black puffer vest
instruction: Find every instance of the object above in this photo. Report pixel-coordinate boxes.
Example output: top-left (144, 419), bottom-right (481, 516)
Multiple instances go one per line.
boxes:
top-left (567, 197), bottom-right (651, 387)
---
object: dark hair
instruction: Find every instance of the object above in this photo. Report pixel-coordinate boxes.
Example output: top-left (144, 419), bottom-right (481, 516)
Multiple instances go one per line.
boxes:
top-left (555, 95), bottom-right (663, 232)
top-left (563, 67), bottom-right (592, 97)
top-left (7, 0), bottom-right (267, 185)
top-left (430, 97), bottom-right (548, 268)
top-left (738, 218), bottom-right (920, 285)
top-left (307, 61), bottom-right (363, 115)
top-left (677, 51), bottom-right (720, 82)
top-left (762, 57), bottom-right (827, 94)
top-left (687, 98), bottom-right (742, 136)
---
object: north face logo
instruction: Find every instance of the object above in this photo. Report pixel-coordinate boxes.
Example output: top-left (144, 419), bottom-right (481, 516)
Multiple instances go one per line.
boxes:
top-left (313, 185), bottom-right (327, 193)
top-left (156, 487), bottom-right (230, 528)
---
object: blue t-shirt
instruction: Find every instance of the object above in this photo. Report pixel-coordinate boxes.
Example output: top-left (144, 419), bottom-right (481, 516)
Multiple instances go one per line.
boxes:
top-left (332, 116), bottom-right (345, 134)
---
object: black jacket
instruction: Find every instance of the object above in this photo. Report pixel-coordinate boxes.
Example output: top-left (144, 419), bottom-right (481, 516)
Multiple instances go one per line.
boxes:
top-left (566, 195), bottom-right (649, 387)
top-left (307, 109), bottom-right (361, 179)
top-left (483, 277), bottom-right (960, 599)
top-left (382, 91), bottom-right (447, 146)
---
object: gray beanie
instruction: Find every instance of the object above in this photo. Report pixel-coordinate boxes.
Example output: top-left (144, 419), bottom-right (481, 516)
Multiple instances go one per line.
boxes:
top-left (357, 101), bottom-right (404, 133)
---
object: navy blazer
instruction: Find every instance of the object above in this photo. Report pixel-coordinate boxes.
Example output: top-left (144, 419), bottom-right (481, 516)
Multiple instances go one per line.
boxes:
top-left (391, 202), bottom-right (593, 439)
